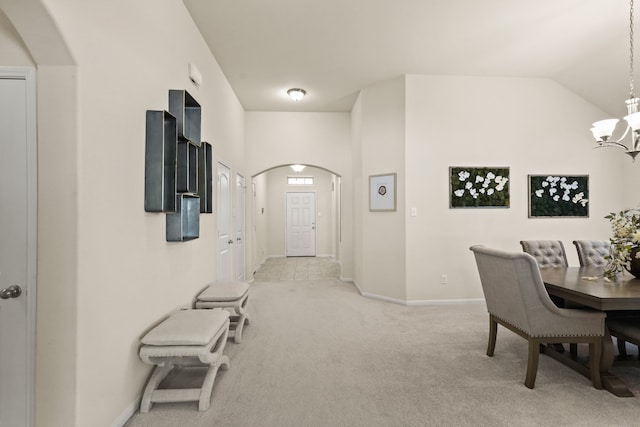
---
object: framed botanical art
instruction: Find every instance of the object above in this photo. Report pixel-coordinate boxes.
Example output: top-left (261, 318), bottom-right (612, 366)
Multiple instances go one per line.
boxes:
top-left (449, 166), bottom-right (510, 208)
top-left (528, 174), bottom-right (589, 217)
top-left (369, 173), bottom-right (396, 211)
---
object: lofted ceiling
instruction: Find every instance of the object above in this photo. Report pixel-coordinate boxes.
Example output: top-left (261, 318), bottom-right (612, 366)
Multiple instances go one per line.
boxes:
top-left (183, 0), bottom-right (635, 117)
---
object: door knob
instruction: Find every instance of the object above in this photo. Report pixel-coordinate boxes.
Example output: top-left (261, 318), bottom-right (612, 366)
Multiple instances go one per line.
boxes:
top-left (228, 239), bottom-right (234, 244)
top-left (237, 237), bottom-right (242, 242)
top-left (0, 285), bottom-right (22, 300)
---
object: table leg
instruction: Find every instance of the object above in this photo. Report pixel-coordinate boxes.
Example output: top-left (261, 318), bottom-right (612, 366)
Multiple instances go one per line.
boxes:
top-left (600, 328), bottom-right (635, 397)
top-left (601, 328), bottom-right (615, 370)
top-left (540, 330), bottom-right (635, 398)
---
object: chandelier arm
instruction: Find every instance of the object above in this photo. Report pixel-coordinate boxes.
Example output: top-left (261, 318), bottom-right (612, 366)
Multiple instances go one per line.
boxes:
top-left (603, 125), bottom-right (633, 145)
top-left (595, 141), bottom-right (634, 150)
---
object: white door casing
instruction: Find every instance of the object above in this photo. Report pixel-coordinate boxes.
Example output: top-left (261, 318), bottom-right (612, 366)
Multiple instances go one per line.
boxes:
top-left (0, 68), bottom-right (37, 427)
top-left (217, 162), bottom-right (232, 280)
top-left (285, 192), bottom-right (316, 257)
top-left (236, 174), bottom-right (246, 280)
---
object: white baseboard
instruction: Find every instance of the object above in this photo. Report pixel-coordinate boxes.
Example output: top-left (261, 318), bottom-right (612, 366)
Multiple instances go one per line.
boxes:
top-left (111, 396), bottom-right (140, 427)
top-left (360, 291), bottom-right (407, 305)
top-left (405, 298), bottom-right (485, 306)
top-left (264, 254), bottom-right (336, 259)
top-left (351, 280), bottom-right (485, 306)
top-left (361, 291), bottom-right (484, 306)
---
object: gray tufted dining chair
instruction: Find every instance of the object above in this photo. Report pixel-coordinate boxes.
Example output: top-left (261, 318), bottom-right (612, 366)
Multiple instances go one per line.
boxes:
top-left (520, 240), bottom-right (574, 353)
top-left (572, 240), bottom-right (611, 267)
top-left (470, 245), bottom-right (605, 389)
top-left (519, 240), bottom-right (568, 268)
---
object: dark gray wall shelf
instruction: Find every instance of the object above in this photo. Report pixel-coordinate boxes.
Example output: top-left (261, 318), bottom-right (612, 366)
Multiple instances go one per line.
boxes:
top-left (146, 89), bottom-right (209, 241)
top-left (177, 140), bottom-right (199, 194)
top-left (144, 110), bottom-right (177, 213)
top-left (166, 194), bottom-right (200, 241)
top-left (198, 142), bottom-right (213, 213)
top-left (169, 89), bottom-right (201, 146)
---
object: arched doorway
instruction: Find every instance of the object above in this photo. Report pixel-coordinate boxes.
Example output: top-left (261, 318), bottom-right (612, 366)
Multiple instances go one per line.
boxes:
top-left (250, 164), bottom-right (342, 278)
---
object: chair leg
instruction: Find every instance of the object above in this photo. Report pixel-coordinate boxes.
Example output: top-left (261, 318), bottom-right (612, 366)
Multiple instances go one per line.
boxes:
top-left (487, 315), bottom-right (497, 357)
top-left (569, 343), bottom-right (578, 356)
top-left (525, 339), bottom-right (540, 389)
top-left (617, 338), bottom-right (628, 357)
top-left (589, 339), bottom-right (603, 390)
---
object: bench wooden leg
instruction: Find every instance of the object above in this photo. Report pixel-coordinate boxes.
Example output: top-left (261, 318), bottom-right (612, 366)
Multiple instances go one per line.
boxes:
top-left (140, 363), bottom-right (174, 413)
top-left (230, 313), bottom-right (250, 344)
top-left (198, 356), bottom-right (230, 411)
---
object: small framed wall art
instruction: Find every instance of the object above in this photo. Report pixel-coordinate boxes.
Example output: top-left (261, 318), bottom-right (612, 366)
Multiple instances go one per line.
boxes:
top-left (369, 173), bottom-right (396, 212)
top-left (528, 174), bottom-right (589, 218)
top-left (449, 166), bottom-right (510, 208)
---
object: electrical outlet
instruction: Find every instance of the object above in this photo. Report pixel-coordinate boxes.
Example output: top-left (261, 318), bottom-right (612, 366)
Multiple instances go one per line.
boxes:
top-left (440, 274), bottom-right (447, 285)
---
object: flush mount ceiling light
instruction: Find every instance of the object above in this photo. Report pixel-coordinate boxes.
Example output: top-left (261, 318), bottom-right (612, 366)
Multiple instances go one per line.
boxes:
top-left (287, 88), bottom-right (306, 101)
top-left (290, 164), bottom-right (306, 173)
top-left (590, 0), bottom-right (640, 160)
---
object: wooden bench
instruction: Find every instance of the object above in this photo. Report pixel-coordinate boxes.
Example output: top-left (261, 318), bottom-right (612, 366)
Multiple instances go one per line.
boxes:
top-left (195, 281), bottom-right (250, 344)
top-left (139, 309), bottom-right (230, 412)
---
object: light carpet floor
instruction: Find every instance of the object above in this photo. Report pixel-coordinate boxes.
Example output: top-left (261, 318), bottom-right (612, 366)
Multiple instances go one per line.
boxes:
top-left (125, 278), bottom-right (640, 427)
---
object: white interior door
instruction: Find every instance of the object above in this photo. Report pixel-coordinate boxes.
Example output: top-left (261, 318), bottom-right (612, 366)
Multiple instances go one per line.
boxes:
top-left (236, 174), bottom-right (246, 280)
top-left (286, 192), bottom-right (316, 257)
top-left (217, 162), bottom-right (232, 280)
top-left (0, 69), bottom-right (36, 427)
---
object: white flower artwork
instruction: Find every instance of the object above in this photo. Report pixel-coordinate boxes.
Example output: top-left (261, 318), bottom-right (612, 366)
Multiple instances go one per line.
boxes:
top-left (450, 167), bottom-right (510, 208)
top-left (528, 174), bottom-right (589, 217)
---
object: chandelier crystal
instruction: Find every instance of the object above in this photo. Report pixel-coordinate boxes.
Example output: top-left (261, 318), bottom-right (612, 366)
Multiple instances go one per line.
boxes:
top-left (590, 0), bottom-right (640, 160)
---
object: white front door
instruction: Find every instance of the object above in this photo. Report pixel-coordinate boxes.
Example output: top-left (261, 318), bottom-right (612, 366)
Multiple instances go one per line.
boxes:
top-left (286, 192), bottom-right (316, 257)
top-left (0, 68), bottom-right (36, 427)
top-left (217, 162), bottom-right (232, 280)
top-left (236, 174), bottom-right (246, 280)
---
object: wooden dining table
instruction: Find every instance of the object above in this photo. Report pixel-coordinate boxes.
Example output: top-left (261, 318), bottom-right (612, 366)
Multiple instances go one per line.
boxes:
top-left (539, 266), bottom-right (640, 397)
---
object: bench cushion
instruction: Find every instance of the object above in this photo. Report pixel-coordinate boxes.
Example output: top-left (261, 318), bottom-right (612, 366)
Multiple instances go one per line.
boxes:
top-left (197, 281), bottom-right (249, 302)
top-left (141, 309), bottom-right (230, 346)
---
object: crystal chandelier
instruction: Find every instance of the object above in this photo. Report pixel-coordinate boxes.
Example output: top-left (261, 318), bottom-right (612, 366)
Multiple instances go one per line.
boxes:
top-left (590, 0), bottom-right (640, 160)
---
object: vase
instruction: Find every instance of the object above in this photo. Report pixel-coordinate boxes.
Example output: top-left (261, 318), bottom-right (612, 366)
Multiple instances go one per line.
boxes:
top-left (627, 247), bottom-right (640, 278)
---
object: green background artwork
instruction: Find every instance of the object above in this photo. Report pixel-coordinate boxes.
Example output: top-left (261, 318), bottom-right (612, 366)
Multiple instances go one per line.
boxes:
top-left (528, 175), bottom-right (589, 217)
top-left (449, 167), bottom-right (510, 208)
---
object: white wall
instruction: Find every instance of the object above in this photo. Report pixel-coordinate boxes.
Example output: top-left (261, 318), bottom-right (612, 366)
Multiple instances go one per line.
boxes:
top-left (355, 77), bottom-right (407, 301)
top-left (245, 112), bottom-right (353, 276)
top-left (0, 9), bottom-right (33, 65)
top-left (1, 3), bottom-right (79, 426)
top-left (252, 172), bottom-right (269, 270)
top-left (404, 74), bottom-right (624, 302)
top-left (351, 96), bottom-right (363, 284)
top-left (4, 1), bottom-right (245, 426)
top-left (69, 2), bottom-right (245, 424)
top-left (36, 64), bottom-right (80, 427)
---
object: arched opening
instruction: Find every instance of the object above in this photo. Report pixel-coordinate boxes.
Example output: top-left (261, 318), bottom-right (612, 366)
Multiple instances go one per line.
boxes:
top-left (250, 163), bottom-right (342, 278)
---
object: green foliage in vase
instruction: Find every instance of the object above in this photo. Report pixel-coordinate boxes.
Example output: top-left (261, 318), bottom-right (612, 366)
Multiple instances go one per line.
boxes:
top-left (604, 208), bottom-right (640, 279)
